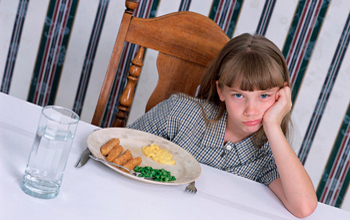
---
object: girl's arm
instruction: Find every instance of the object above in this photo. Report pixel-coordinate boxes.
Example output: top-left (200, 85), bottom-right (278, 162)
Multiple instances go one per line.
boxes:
top-left (263, 86), bottom-right (318, 218)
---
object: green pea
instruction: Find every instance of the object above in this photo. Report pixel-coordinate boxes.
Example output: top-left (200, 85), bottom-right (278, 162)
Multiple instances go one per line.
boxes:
top-left (134, 166), bottom-right (175, 182)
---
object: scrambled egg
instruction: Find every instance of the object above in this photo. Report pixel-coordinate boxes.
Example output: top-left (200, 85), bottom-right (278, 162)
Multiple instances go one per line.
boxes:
top-left (142, 144), bottom-right (176, 165)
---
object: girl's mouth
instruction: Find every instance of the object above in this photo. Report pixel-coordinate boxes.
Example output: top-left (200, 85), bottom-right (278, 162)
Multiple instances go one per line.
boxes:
top-left (243, 119), bottom-right (262, 126)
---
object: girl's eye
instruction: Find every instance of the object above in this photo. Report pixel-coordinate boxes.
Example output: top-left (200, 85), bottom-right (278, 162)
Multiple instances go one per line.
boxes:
top-left (233, 94), bottom-right (243, 98)
top-left (260, 94), bottom-right (269, 99)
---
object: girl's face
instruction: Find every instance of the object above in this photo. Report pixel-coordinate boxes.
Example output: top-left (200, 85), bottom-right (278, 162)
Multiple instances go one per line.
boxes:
top-left (217, 83), bottom-right (279, 141)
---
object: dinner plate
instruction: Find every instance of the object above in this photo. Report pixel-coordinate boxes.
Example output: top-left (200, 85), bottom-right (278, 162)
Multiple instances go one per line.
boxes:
top-left (87, 127), bottom-right (201, 185)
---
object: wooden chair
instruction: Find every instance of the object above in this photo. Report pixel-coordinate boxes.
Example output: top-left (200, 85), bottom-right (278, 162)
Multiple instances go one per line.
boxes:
top-left (91, 0), bottom-right (229, 127)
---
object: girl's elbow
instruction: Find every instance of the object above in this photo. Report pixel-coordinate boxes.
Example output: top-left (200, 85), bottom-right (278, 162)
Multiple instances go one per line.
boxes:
top-left (292, 199), bottom-right (318, 218)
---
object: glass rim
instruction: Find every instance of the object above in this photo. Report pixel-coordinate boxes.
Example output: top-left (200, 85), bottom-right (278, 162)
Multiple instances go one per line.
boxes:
top-left (42, 105), bottom-right (80, 125)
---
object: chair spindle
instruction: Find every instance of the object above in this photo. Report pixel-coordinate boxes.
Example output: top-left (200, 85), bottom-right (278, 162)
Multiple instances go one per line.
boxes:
top-left (113, 46), bottom-right (144, 127)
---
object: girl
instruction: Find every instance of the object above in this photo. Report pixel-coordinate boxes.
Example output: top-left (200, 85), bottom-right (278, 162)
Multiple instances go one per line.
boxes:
top-left (128, 33), bottom-right (317, 217)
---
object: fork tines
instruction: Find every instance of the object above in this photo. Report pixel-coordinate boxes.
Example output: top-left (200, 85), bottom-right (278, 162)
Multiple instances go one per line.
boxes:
top-left (185, 181), bottom-right (197, 193)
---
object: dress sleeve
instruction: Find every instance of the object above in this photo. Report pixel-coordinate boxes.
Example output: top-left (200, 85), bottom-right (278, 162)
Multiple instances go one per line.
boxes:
top-left (257, 144), bottom-right (280, 186)
top-left (259, 160), bottom-right (280, 186)
top-left (127, 94), bottom-right (178, 139)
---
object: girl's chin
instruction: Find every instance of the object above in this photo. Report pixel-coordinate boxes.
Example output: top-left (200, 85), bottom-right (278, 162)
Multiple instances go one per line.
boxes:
top-left (243, 124), bottom-right (262, 134)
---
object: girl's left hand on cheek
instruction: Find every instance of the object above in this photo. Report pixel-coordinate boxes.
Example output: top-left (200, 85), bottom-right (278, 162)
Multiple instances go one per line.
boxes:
top-left (263, 86), bottom-right (292, 127)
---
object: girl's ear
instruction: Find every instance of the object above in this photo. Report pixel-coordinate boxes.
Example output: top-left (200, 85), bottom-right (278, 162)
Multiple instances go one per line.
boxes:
top-left (216, 81), bottom-right (225, 102)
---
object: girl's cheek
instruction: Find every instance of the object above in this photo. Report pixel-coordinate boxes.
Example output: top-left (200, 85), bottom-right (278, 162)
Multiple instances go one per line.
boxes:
top-left (263, 100), bottom-right (276, 111)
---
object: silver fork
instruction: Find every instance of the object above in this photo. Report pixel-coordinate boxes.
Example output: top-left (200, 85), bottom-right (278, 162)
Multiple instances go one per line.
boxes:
top-left (185, 181), bottom-right (197, 193)
top-left (89, 154), bottom-right (135, 174)
top-left (88, 155), bottom-right (153, 180)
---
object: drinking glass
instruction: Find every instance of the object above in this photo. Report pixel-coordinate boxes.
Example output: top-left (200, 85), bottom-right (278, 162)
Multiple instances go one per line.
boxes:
top-left (21, 106), bottom-right (79, 199)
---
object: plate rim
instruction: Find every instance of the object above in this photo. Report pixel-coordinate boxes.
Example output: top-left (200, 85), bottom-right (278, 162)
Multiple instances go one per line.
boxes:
top-left (87, 127), bottom-right (201, 185)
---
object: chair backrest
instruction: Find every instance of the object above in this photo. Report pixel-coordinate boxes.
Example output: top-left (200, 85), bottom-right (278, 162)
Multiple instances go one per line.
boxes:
top-left (91, 0), bottom-right (229, 127)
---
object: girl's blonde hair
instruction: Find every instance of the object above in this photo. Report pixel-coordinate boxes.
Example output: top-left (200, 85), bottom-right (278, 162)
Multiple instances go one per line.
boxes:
top-left (197, 33), bottom-right (291, 147)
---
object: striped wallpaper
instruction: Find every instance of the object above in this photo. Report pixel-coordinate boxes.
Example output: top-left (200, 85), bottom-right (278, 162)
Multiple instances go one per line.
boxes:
top-left (73, 0), bottom-right (110, 116)
top-left (282, 0), bottom-right (330, 103)
top-left (317, 103), bottom-right (350, 207)
top-left (255, 0), bottom-right (276, 36)
top-left (209, 0), bottom-right (243, 38)
top-left (0, 0), bottom-right (349, 211)
top-left (1, 0), bottom-right (29, 94)
top-left (298, 12), bottom-right (350, 165)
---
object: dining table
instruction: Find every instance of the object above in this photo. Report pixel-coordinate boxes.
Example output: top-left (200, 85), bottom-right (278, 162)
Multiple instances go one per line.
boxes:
top-left (1, 91), bottom-right (350, 220)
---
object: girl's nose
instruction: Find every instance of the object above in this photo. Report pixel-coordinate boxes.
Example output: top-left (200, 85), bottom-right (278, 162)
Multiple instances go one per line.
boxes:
top-left (243, 101), bottom-right (259, 116)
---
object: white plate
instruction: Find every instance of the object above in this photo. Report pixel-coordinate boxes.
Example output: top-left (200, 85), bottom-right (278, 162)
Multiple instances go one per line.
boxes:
top-left (87, 128), bottom-right (201, 185)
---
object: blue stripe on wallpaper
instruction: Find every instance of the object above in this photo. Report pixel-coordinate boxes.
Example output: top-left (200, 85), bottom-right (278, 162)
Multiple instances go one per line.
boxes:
top-left (73, 0), bottom-right (110, 115)
top-left (179, 0), bottom-right (192, 11)
top-left (255, 0), bottom-right (276, 36)
top-left (1, 0), bottom-right (30, 94)
top-left (209, 0), bottom-right (243, 38)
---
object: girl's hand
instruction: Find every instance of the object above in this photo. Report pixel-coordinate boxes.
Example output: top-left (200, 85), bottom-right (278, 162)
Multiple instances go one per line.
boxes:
top-left (263, 85), bottom-right (292, 128)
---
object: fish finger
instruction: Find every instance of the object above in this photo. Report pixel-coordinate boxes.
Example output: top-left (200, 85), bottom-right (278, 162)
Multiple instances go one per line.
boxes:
top-left (106, 145), bottom-right (123, 162)
top-left (122, 157), bottom-right (142, 173)
top-left (100, 138), bottom-right (120, 155)
top-left (113, 149), bottom-right (133, 166)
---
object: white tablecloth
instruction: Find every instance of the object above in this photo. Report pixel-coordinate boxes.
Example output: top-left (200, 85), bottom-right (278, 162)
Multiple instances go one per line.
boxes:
top-left (1, 92), bottom-right (349, 220)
